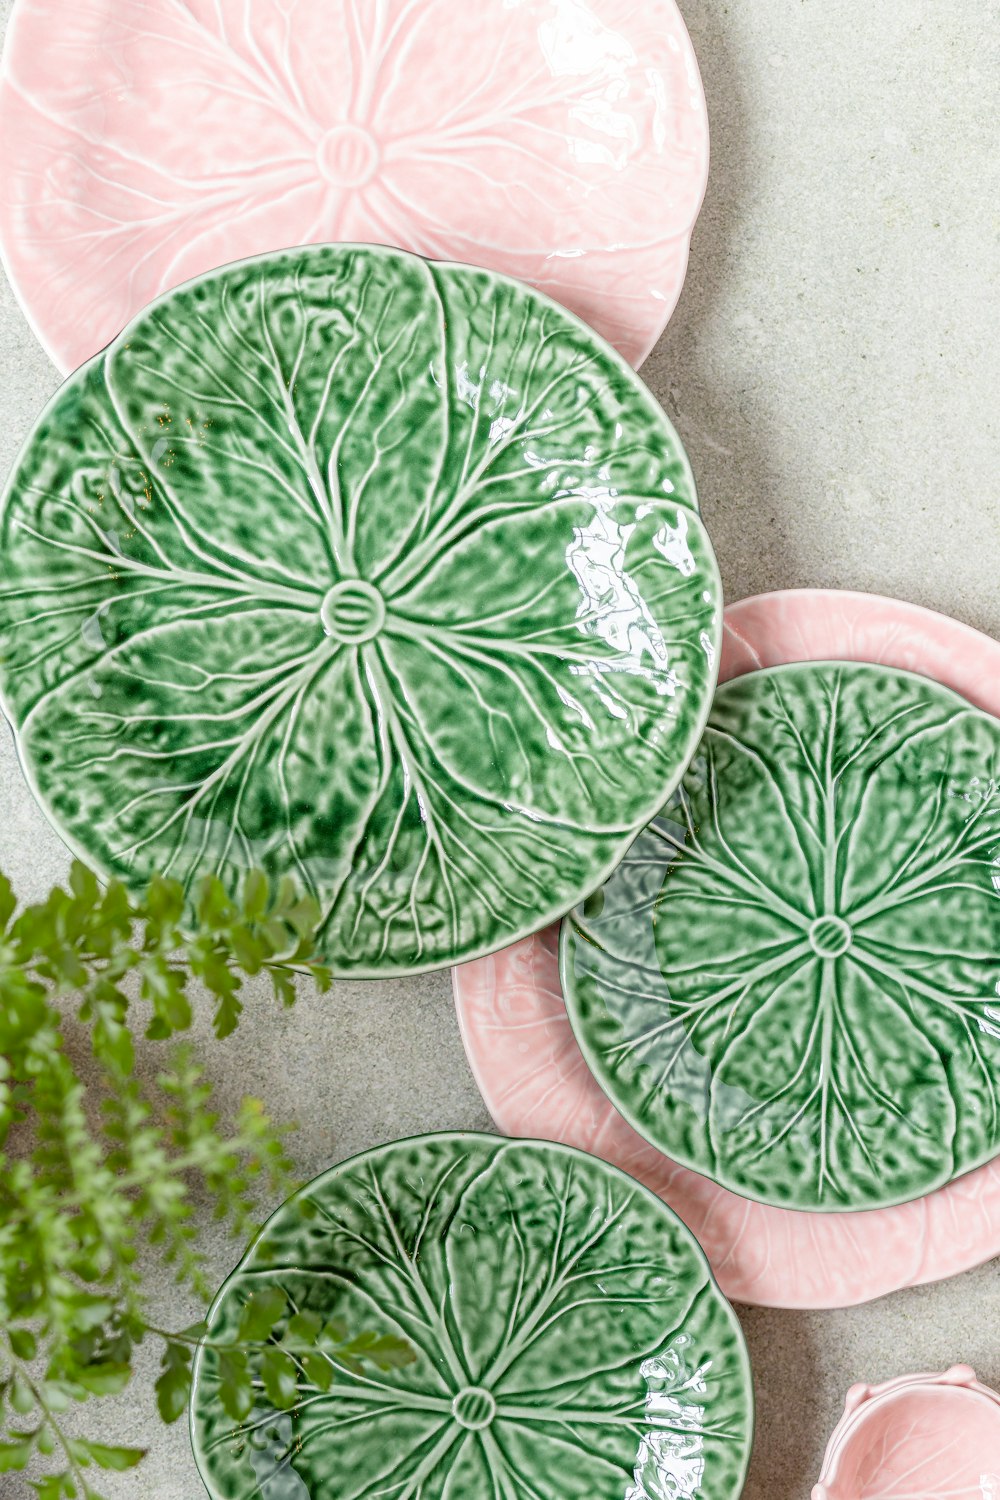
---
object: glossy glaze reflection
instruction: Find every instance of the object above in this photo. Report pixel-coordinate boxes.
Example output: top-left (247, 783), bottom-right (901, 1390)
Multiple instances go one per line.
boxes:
top-left (0, 0), bottom-right (709, 371)
top-left (0, 243), bottom-right (721, 977)
top-left (190, 1134), bottom-right (754, 1500)
top-left (561, 660), bottom-right (1000, 1213)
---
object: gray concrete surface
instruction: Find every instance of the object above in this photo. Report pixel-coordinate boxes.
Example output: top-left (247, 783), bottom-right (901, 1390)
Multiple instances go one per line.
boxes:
top-left (1, 0), bottom-right (999, 1493)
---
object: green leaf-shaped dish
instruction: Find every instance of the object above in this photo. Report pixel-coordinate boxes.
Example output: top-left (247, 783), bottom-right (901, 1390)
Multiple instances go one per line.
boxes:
top-left (561, 662), bottom-right (1000, 1212)
top-left (190, 1133), bottom-right (753, 1500)
top-left (0, 244), bottom-right (720, 976)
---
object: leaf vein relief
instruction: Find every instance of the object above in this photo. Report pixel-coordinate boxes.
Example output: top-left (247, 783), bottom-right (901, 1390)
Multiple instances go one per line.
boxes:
top-left (191, 1136), bottom-right (752, 1500)
top-left (562, 661), bottom-right (1000, 1212)
top-left (0, 243), bottom-right (720, 976)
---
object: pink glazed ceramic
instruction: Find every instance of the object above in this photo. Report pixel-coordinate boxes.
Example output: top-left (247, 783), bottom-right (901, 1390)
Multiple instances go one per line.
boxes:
top-left (814, 1366), bottom-right (1000, 1500)
top-left (0, 0), bottom-right (708, 372)
top-left (453, 589), bottom-right (1000, 1308)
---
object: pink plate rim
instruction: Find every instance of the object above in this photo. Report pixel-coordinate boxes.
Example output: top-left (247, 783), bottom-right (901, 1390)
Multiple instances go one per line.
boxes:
top-left (0, 0), bottom-right (709, 373)
top-left (453, 587), bottom-right (1000, 1309)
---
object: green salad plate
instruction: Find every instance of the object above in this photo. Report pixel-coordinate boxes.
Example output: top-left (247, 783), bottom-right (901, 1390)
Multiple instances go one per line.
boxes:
top-left (562, 661), bottom-right (1000, 1213)
top-left (190, 1132), bottom-right (754, 1500)
top-left (0, 243), bottom-right (721, 976)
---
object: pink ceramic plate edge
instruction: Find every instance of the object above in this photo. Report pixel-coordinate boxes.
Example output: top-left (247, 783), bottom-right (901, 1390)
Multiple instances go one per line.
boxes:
top-left (0, 0), bottom-right (709, 373)
top-left (814, 1365), bottom-right (1000, 1499)
top-left (453, 588), bottom-right (1000, 1309)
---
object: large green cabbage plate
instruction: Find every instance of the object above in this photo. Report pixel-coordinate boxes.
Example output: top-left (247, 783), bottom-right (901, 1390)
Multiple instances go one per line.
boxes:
top-left (0, 245), bottom-right (720, 974)
top-left (190, 1133), bottom-right (754, 1499)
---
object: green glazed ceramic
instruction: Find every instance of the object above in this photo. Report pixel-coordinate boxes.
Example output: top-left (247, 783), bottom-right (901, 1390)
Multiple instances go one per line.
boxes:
top-left (190, 1132), bottom-right (753, 1500)
top-left (561, 661), bottom-right (1000, 1213)
top-left (0, 244), bottom-right (721, 976)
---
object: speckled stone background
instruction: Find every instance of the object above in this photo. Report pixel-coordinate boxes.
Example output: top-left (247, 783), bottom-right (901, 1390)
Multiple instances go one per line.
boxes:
top-left (1, 1), bottom-right (998, 1494)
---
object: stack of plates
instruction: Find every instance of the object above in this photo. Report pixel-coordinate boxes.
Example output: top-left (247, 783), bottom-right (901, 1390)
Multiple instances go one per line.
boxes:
top-left (455, 590), bottom-right (1000, 1308)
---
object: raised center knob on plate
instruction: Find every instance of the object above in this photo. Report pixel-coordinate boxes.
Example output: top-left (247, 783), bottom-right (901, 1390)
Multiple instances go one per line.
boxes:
top-left (317, 123), bottom-right (380, 187)
top-left (809, 914), bottom-right (853, 959)
top-left (451, 1387), bottom-right (496, 1431)
top-left (320, 580), bottom-right (385, 644)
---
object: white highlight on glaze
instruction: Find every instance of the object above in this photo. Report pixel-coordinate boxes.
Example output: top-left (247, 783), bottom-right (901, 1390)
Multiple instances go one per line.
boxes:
top-left (566, 490), bottom-right (687, 698)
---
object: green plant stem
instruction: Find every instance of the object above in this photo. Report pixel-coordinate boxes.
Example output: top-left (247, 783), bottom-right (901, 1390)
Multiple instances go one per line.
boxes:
top-left (0, 861), bottom-right (333, 1477)
top-left (12, 1361), bottom-right (89, 1496)
top-left (0, 1143), bottom-right (266, 1225)
top-left (142, 1325), bottom-right (230, 1351)
top-left (143, 1325), bottom-right (320, 1358)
